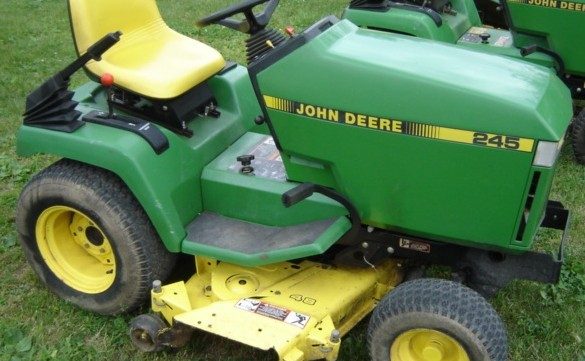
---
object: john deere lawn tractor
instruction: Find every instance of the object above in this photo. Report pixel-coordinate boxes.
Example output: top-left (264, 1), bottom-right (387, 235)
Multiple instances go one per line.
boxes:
top-left (343, 0), bottom-right (585, 164)
top-left (16, 0), bottom-right (573, 360)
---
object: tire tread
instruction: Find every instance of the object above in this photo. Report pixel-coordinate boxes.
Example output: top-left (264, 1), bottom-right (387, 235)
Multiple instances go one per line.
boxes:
top-left (368, 278), bottom-right (507, 361)
top-left (17, 159), bottom-right (177, 314)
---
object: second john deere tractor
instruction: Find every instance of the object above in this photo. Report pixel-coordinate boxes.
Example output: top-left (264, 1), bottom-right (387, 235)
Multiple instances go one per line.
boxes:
top-left (344, 0), bottom-right (585, 163)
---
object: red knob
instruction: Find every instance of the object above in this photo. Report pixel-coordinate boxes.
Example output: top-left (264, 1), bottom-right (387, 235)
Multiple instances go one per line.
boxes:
top-left (285, 26), bottom-right (295, 37)
top-left (101, 73), bottom-right (114, 87)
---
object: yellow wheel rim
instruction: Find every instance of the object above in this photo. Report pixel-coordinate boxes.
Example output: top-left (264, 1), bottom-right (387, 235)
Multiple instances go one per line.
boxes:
top-left (390, 329), bottom-right (470, 361)
top-left (35, 206), bottom-right (116, 294)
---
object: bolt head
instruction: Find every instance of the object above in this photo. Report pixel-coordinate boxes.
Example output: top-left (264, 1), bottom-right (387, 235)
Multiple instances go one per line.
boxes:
top-left (254, 116), bottom-right (265, 125)
top-left (361, 242), bottom-right (369, 249)
top-left (387, 247), bottom-right (395, 254)
top-left (152, 280), bottom-right (162, 293)
top-left (330, 329), bottom-right (341, 343)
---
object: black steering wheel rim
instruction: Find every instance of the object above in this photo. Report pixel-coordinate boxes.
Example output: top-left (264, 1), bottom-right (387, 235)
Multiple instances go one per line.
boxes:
top-left (197, 0), bottom-right (278, 34)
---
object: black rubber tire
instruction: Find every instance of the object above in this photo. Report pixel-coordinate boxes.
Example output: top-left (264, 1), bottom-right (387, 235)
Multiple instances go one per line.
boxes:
top-left (571, 108), bottom-right (585, 165)
top-left (368, 278), bottom-right (508, 361)
top-left (129, 313), bottom-right (167, 352)
top-left (16, 159), bottom-right (177, 315)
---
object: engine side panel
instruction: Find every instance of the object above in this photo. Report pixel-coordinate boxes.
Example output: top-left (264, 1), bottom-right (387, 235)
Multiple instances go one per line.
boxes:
top-left (506, 0), bottom-right (585, 76)
top-left (256, 20), bottom-right (572, 250)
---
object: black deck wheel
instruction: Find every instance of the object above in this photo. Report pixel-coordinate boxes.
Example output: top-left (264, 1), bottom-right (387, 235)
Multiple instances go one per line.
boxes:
top-left (16, 159), bottom-right (177, 315)
top-left (368, 278), bottom-right (508, 361)
top-left (129, 313), bottom-right (167, 352)
top-left (571, 108), bottom-right (585, 165)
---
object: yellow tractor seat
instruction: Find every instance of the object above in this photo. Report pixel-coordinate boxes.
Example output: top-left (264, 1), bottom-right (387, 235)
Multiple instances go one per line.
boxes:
top-left (68, 0), bottom-right (226, 100)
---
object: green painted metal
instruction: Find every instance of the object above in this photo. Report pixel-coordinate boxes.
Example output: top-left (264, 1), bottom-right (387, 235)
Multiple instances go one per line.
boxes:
top-left (17, 65), bottom-right (263, 252)
top-left (506, 0), bottom-right (585, 76)
top-left (256, 20), bottom-right (572, 251)
top-left (510, 166), bottom-right (558, 250)
top-left (343, 0), bottom-right (481, 42)
top-left (201, 132), bottom-right (347, 226)
top-left (17, 63), bottom-right (348, 264)
top-left (181, 217), bottom-right (351, 267)
top-left (342, 0), bottom-right (585, 76)
top-left (456, 28), bottom-right (556, 69)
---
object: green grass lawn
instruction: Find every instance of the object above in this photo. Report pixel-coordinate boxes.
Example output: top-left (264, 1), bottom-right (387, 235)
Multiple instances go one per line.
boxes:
top-left (1, 1), bottom-right (585, 360)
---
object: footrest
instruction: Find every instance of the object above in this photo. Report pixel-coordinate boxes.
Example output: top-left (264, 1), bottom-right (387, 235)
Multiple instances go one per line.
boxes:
top-left (181, 212), bottom-right (350, 266)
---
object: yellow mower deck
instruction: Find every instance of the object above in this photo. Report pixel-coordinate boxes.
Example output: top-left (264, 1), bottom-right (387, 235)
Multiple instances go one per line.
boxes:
top-left (151, 257), bottom-right (403, 361)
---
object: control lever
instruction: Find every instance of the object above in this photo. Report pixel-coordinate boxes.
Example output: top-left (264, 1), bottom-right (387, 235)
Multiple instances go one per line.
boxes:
top-left (100, 73), bottom-right (115, 119)
top-left (84, 73), bottom-right (170, 154)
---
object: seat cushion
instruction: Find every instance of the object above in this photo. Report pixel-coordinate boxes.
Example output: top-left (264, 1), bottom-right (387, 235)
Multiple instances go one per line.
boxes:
top-left (86, 21), bottom-right (225, 99)
top-left (69, 0), bottom-right (225, 99)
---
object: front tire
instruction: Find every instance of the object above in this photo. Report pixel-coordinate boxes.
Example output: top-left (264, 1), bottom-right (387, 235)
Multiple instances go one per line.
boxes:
top-left (368, 278), bottom-right (507, 361)
top-left (16, 159), bottom-right (177, 315)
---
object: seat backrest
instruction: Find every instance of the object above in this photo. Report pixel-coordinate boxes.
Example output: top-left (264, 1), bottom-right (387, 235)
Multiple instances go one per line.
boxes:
top-left (68, 0), bottom-right (163, 54)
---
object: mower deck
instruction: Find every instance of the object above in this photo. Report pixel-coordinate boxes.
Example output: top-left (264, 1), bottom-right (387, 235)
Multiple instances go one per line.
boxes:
top-left (151, 257), bottom-right (403, 361)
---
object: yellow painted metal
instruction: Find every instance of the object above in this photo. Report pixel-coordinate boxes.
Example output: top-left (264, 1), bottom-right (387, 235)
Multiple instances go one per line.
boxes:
top-left (35, 206), bottom-right (116, 294)
top-left (390, 329), bottom-right (470, 361)
top-left (68, 0), bottom-right (225, 99)
top-left (151, 257), bottom-right (403, 361)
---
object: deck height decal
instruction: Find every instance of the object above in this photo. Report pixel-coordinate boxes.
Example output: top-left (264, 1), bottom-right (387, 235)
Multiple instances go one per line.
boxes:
top-left (235, 298), bottom-right (310, 329)
top-left (263, 95), bottom-right (534, 152)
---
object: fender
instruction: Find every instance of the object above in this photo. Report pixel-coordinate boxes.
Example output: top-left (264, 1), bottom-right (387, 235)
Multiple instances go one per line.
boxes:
top-left (17, 122), bottom-right (204, 252)
top-left (17, 65), bottom-right (265, 252)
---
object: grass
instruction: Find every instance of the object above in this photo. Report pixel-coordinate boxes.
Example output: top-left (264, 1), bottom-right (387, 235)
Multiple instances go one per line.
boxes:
top-left (1, 0), bottom-right (584, 360)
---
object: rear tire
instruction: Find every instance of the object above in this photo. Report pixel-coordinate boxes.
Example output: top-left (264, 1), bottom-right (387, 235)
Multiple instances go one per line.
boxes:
top-left (368, 278), bottom-right (507, 361)
top-left (571, 108), bottom-right (585, 165)
top-left (16, 159), bottom-right (177, 315)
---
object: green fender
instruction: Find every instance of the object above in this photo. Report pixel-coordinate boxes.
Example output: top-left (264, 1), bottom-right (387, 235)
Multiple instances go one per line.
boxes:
top-left (17, 66), bottom-right (263, 252)
top-left (17, 122), bottom-right (206, 252)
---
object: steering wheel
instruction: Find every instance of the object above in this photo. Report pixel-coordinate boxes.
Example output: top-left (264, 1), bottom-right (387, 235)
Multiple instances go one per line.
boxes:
top-left (197, 0), bottom-right (279, 35)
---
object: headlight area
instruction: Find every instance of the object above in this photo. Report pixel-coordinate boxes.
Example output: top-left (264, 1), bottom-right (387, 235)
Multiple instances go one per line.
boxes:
top-left (533, 138), bottom-right (564, 167)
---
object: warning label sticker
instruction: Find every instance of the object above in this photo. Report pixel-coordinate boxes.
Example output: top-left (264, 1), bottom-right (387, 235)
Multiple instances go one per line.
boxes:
top-left (235, 298), bottom-right (310, 329)
top-left (399, 238), bottom-right (431, 253)
top-left (494, 35), bottom-right (512, 47)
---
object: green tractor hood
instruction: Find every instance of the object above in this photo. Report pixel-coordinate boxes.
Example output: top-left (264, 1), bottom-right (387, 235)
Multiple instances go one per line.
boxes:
top-left (258, 19), bottom-right (571, 142)
top-left (255, 19), bottom-right (572, 251)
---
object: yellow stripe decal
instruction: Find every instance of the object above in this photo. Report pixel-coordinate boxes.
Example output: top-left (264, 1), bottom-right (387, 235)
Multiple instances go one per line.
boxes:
top-left (263, 95), bottom-right (534, 152)
top-left (507, 0), bottom-right (585, 12)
